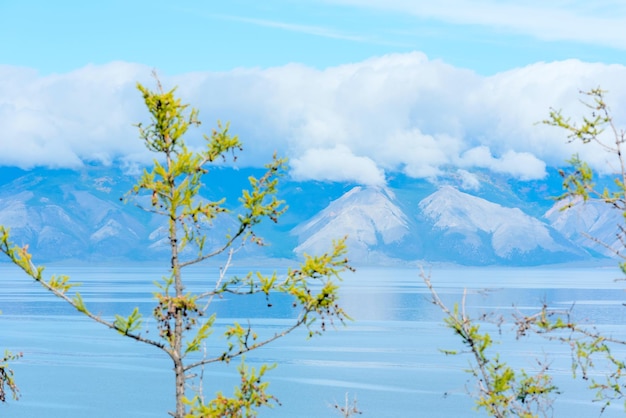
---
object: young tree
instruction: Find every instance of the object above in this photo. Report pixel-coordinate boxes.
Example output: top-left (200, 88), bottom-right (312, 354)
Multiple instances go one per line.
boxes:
top-left (426, 88), bottom-right (626, 416)
top-left (423, 273), bottom-right (558, 418)
top-left (538, 88), bottom-right (626, 411)
top-left (0, 78), bottom-right (352, 417)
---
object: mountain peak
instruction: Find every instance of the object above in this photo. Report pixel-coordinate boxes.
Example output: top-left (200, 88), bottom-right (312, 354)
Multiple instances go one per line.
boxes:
top-left (292, 186), bottom-right (410, 261)
top-left (0, 166), bottom-right (605, 265)
top-left (419, 186), bottom-right (526, 233)
top-left (417, 186), bottom-right (587, 263)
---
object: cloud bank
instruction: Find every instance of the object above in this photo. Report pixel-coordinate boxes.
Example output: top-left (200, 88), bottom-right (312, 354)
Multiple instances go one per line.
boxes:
top-left (2, 53), bottom-right (626, 185)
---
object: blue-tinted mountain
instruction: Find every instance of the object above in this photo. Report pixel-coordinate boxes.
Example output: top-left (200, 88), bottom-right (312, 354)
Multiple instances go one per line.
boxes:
top-left (416, 186), bottom-right (587, 265)
top-left (545, 197), bottom-right (623, 258)
top-left (291, 186), bottom-right (422, 264)
top-left (0, 164), bottom-right (616, 265)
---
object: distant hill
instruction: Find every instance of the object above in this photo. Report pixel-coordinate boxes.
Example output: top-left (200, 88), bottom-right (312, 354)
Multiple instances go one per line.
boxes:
top-left (0, 164), bottom-right (619, 266)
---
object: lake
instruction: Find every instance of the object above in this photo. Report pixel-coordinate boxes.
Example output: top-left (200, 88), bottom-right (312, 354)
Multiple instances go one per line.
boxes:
top-left (2, 263), bottom-right (626, 417)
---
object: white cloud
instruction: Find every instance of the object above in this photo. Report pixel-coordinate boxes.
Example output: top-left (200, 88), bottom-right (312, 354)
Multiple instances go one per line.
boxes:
top-left (377, 129), bottom-right (462, 178)
top-left (210, 14), bottom-right (369, 43)
top-left (0, 62), bottom-right (151, 169)
top-left (460, 146), bottom-right (546, 180)
top-left (2, 53), bottom-right (626, 185)
top-left (290, 145), bottom-right (385, 186)
top-left (456, 169), bottom-right (481, 191)
top-left (324, 0), bottom-right (626, 50)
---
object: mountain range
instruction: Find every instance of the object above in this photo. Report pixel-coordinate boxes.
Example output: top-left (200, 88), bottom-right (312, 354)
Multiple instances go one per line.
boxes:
top-left (0, 165), bottom-right (621, 266)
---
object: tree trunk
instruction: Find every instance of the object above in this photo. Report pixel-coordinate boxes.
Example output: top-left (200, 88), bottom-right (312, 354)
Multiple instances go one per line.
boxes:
top-left (168, 164), bottom-right (186, 417)
top-left (173, 354), bottom-right (185, 418)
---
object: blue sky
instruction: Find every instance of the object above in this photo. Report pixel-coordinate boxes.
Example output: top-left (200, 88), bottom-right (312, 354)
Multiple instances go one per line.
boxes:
top-left (4, 0), bottom-right (626, 75)
top-left (2, 1), bottom-right (626, 186)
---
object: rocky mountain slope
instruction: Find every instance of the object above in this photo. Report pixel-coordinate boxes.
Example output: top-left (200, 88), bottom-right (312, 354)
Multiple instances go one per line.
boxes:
top-left (545, 197), bottom-right (623, 258)
top-left (291, 187), bottom-right (415, 263)
top-left (417, 186), bottom-right (587, 264)
top-left (0, 165), bottom-right (620, 265)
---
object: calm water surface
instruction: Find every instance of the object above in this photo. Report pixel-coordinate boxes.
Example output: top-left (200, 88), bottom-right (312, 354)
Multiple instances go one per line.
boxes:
top-left (1, 263), bottom-right (626, 417)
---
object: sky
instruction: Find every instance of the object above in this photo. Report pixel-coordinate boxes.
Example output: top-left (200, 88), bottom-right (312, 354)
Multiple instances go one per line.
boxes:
top-left (2, 0), bottom-right (626, 187)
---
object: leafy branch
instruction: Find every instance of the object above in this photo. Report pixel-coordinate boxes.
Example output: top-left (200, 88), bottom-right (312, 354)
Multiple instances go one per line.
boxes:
top-left (0, 226), bottom-right (164, 351)
top-left (423, 271), bottom-right (557, 417)
top-left (0, 349), bottom-right (21, 402)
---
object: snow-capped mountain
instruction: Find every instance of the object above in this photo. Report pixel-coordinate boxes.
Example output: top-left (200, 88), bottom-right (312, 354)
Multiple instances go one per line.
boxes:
top-left (417, 186), bottom-right (587, 264)
top-left (0, 170), bottom-right (148, 260)
top-left (0, 165), bottom-right (617, 265)
top-left (291, 186), bottom-right (414, 262)
top-left (545, 197), bottom-right (624, 257)
top-left (289, 184), bottom-right (587, 266)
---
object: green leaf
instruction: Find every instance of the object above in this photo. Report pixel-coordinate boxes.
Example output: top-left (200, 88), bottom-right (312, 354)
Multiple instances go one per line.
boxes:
top-left (113, 307), bottom-right (143, 335)
top-left (185, 314), bottom-right (215, 354)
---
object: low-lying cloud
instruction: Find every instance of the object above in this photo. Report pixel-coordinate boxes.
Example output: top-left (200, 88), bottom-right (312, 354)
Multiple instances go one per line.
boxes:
top-left (291, 145), bottom-right (385, 186)
top-left (2, 53), bottom-right (626, 185)
top-left (460, 146), bottom-right (547, 180)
